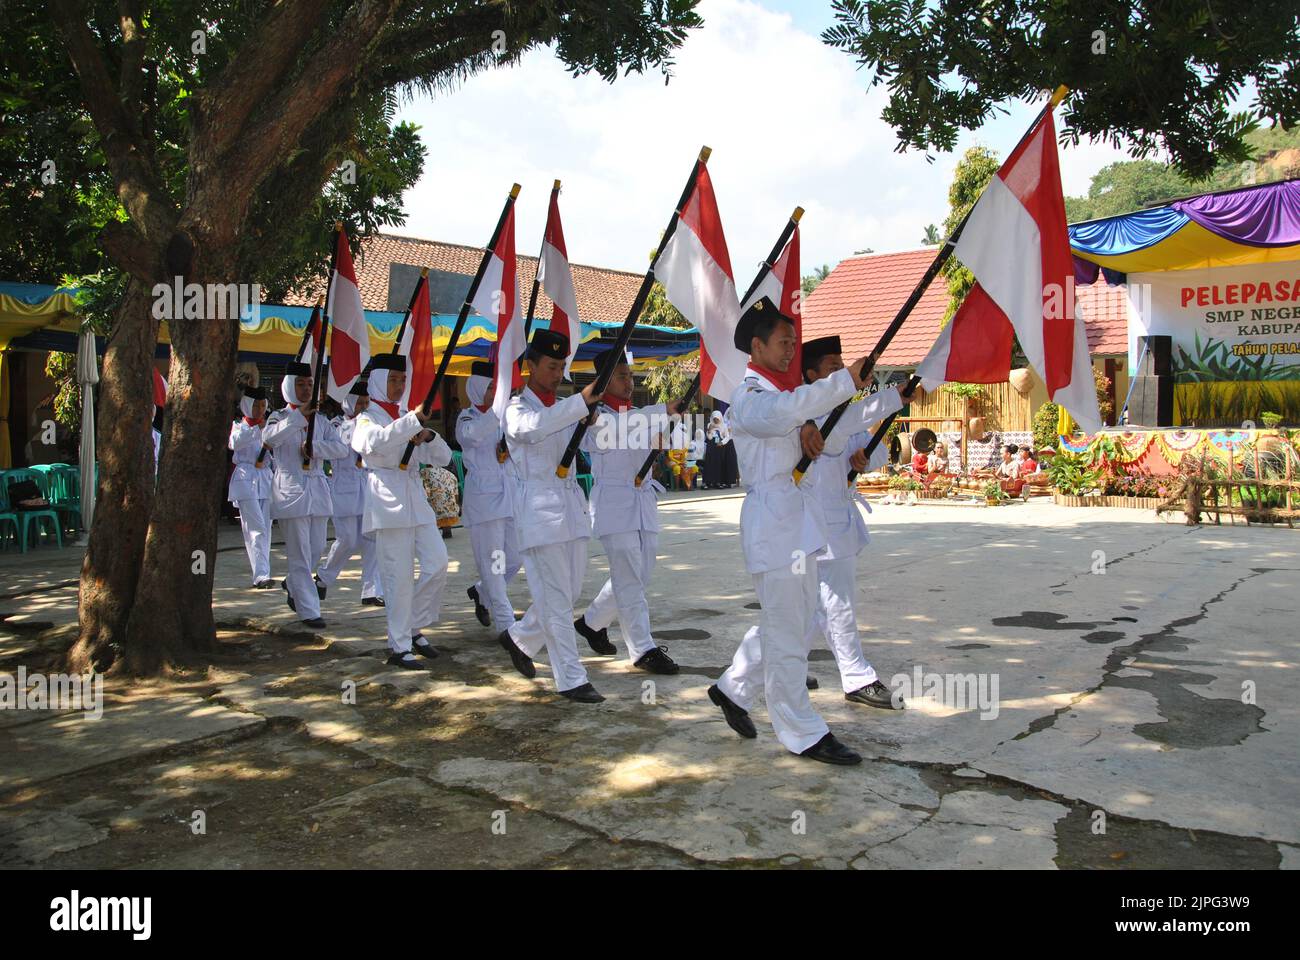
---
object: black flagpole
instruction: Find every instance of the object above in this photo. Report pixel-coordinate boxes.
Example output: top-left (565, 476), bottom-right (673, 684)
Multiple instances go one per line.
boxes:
top-left (398, 183), bottom-right (522, 471)
top-left (556, 146), bottom-right (711, 479)
top-left (792, 84), bottom-right (1068, 485)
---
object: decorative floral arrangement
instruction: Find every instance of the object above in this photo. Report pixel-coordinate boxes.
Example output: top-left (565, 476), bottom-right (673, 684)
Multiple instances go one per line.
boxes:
top-left (981, 480), bottom-right (1006, 501)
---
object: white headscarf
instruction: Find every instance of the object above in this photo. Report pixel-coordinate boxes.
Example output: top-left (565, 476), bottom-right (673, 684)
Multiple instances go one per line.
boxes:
top-left (343, 393), bottom-right (365, 417)
top-left (466, 373), bottom-right (490, 408)
top-left (281, 375), bottom-right (300, 406)
top-left (239, 394), bottom-right (258, 419)
top-left (367, 369), bottom-right (393, 403)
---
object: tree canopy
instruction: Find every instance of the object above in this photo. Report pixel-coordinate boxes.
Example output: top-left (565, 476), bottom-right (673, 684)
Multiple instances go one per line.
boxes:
top-left (823, 0), bottom-right (1300, 178)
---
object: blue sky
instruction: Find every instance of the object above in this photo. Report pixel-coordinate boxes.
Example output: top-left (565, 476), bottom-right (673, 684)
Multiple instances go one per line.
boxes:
top-left (391, 0), bottom-right (1138, 280)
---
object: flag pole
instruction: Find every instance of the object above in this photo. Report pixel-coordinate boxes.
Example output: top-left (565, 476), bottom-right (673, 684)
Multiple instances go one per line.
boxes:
top-left (257, 294), bottom-right (323, 469)
top-left (391, 267), bottom-right (430, 356)
top-left (303, 222), bottom-right (343, 467)
top-left (398, 183), bottom-right (523, 471)
top-left (633, 204), bottom-right (804, 488)
top-left (793, 84), bottom-right (1068, 484)
top-left (556, 146), bottom-right (711, 479)
top-left (498, 180), bottom-right (561, 464)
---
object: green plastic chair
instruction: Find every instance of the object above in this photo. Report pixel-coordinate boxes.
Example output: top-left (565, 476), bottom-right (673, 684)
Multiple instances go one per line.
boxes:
top-left (2, 468), bottom-right (63, 550)
top-left (0, 481), bottom-right (20, 551)
top-left (49, 465), bottom-right (83, 533)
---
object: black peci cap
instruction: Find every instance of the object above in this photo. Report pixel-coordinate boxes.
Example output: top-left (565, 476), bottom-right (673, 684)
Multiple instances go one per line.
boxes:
top-left (470, 361), bottom-right (494, 378)
top-left (285, 361), bottom-right (312, 377)
top-left (529, 328), bottom-right (569, 361)
top-left (371, 353), bottom-right (407, 372)
top-left (733, 295), bottom-right (794, 354)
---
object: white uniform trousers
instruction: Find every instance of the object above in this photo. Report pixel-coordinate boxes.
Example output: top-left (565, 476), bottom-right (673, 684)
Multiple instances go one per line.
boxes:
top-left (467, 516), bottom-right (521, 630)
top-left (318, 515), bottom-right (384, 599)
top-left (583, 530), bottom-right (658, 662)
top-left (235, 497), bottom-right (271, 585)
top-left (508, 539), bottom-right (589, 692)
top-left (808, 556), bottom-right (877, 693)
top-left (282, 515), bottom-right (328, 621)
top-left (374, 522), bottom-right (447, 654)
top-left (717, 563), bottom-right (828, 754)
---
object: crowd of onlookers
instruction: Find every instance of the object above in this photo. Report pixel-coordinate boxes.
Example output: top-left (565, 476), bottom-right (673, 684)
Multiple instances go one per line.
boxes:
top-left (904, 440), bottom-right (1052, 497)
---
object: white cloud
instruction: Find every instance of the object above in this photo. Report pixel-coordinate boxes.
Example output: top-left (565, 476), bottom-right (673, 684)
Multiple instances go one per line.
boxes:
top-left (395, 0), bottom-right (1142, 281)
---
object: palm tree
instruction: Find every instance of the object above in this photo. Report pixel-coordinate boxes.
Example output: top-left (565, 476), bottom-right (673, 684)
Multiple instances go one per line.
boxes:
top-left (922, 224), bottom-right (942, 245)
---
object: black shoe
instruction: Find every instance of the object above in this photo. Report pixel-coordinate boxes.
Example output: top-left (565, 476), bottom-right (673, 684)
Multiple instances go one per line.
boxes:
top-left (282, 580), bottom-right (296, 613)
top-left (411, 635), bottom-right (439, 659)
top-left (634, 645), bottom-right (679, 675)
top-left (442, 528), bottom-right (452, 539)
top-left (301, 617), bottom-right (327, 630)
top-left (845, 680), bottom-right (902, 710)
top-left (574, 616), bottom-right (616, 656)
top-left (386, 652), bottom-right (424, 670)
top-left (799, 732), bottom-right (861, 765)
top-left (806, 675), bottom-right (820, 690)
top-left (252, 579), bottom-right (275, 590)
top-left (558, 682), bottom-right (605, 703)
top-left (468, 585), bottom-right (490, 627)
top-left (497, 630), bottom-right (536, 679)
top-left (707, 684), bottom-right (756, 739)
top-left (361, 596), bottom-right (386, 607)
top-left (314, 575), bottom-right (327, 600)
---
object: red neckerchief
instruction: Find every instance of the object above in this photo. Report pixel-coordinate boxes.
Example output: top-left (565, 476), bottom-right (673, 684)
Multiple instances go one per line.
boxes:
top-left (242, 416), bottom-right (262, 426)
top-left (749, 363), bottom-right (792, 391)
top-left (602, 393), bottom-right (630, 412)
top-left (475, 402), bottom-right (491, 413)
top-left (374, 399), bottom-right (401, 420)
top-left (288, 403), bottom-right (299, 411)
top-left (530, 386), bottom-right (557, 408)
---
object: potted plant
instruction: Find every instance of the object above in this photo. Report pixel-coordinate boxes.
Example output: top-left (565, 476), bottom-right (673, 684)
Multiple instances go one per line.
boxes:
top-left (982, 480), bottom-right (1005, 505)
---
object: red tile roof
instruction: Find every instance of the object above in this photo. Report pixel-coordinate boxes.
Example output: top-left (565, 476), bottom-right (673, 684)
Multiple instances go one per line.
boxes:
top-left (286, 232), bottom-right (644, 323)
top-left (801, 248), bottom-right (1131, 365)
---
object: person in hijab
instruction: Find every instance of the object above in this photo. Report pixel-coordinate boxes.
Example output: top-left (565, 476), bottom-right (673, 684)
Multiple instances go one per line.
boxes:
top-left (227, 385), bottom-right (275, 588)
top-left (703, 409), bottom-right (738, 488)
top-left (573, 347), bottom-right (686, 674)
top-left (350, 354), bottom-right (453, 669)
top-left (316, 378), bottom-right (385, 608)
top-left (455, 361), bottom-right (522, 634)
top-left (262, 362), bottom-right (351, 629)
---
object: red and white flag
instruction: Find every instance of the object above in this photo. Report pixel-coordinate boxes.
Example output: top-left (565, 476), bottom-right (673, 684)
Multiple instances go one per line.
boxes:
top-left (537, 187), bottom-right (581, 378)
top-left (472, 201), bottom-right (522, 421)
top-left (742, 223), bottom-right (802, 392)
top-left (655, 162), bottom-right (746, 403)
top-left (915, 105), bottom-right (1101, 432)
top-left (325, 228), bottom-right (370, 402)
top-left (397, 275), bottom-right (439, 412)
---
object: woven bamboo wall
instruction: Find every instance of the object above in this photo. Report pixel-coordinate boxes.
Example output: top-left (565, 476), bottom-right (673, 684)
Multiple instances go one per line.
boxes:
top-left (908, 381), bottom-right (1035, 432)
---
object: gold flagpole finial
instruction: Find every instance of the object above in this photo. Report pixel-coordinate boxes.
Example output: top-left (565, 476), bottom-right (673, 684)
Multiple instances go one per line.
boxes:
top-left (792, 206), bottom-right (805, 223)
top-left (1050, 85), bottom-right (1069, 107)
top-left (553, 179), bottom-right (562, 191)
top-left (510, 183), bottom-right (522, 198)
top-left (315, 295), bottom-right (324, 307)
top-left (420, 267), bottom-right (429, 278)
top-left (334, 221), bottom-right (343, 232)
top-left (699, 145), bottom-right (712, 163)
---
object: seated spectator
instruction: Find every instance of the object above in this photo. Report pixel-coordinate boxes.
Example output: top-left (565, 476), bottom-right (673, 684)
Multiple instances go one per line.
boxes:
top-left (995, 444), bottom-right (1026, 496)
top-left (910, 448), bottom-right (929, 475)
top-left (928, 442), bottom-right (949, 475)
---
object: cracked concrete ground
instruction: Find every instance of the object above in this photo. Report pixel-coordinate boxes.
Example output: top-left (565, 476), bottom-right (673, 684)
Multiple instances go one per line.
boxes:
top-left (1, 492), bottom-right (1296, 869)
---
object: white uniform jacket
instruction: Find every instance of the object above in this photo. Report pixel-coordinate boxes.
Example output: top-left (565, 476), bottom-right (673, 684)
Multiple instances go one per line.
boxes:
top-left (351, 405), bottom-right (452, 534)
top-left (726, 365), bottom-right (857, 575)
top-left (503, 387), bottom-right (592, 552)
top-left (261, 407), bottom-right (349, 520)
top-left (227, 419), bottom-right (273, 503)
top-left (455, 406), bottom-right (513, 527)
top-left (807, 388), bottom-right (903, 560)
top-left (328, 416), bottom-right (367, 518)
top-left (581, 402), bottom-right (666, 538)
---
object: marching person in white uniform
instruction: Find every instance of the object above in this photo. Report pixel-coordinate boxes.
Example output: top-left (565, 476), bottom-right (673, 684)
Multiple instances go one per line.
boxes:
top-left (316, 378), bottom-right (385, 608)
top-left (350, 353), bottom-right (452, 669)
top-left (706, 296), bottom-right (877, 766)
top-left (574, 347), bottom-right (685, 674)
top-left (496, 328), bottom-right (605, 703)
top-left (798, 335), bottom-right (911, 708)
top-left (456, 361), bottom-right (522, 632)
top-left (227, 385), bottom-right (275, 589)
top-left (262, 362), bottom-right (351, 629)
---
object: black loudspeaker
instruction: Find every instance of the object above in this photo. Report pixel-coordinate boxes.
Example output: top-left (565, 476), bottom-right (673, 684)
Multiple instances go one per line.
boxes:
top-left (1136, 335), bottom-right (1173, 377)
top-left (1128, 375), bottom-right (1173, 426)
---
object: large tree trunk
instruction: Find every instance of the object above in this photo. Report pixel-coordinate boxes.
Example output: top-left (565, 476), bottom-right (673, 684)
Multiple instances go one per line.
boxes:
top-left (121, 243), bottom-right (243, 674)
top-left (69, 279), bottom-right (161, 673)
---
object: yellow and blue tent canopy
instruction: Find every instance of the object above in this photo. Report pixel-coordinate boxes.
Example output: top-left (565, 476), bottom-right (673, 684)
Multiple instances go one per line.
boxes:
top-left (1069, 178), bottom-right (1300, 277)
top-left (0, 283), bottom-right (701, 375)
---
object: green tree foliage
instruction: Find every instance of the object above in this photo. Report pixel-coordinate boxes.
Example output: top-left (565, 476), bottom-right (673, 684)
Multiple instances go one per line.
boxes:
top-left (801, 263), bottom-right (831, 295)
top-left (940, 146), bottom-right (1000, 328)
top-left (822, 0), bottom-right (1299, 178)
